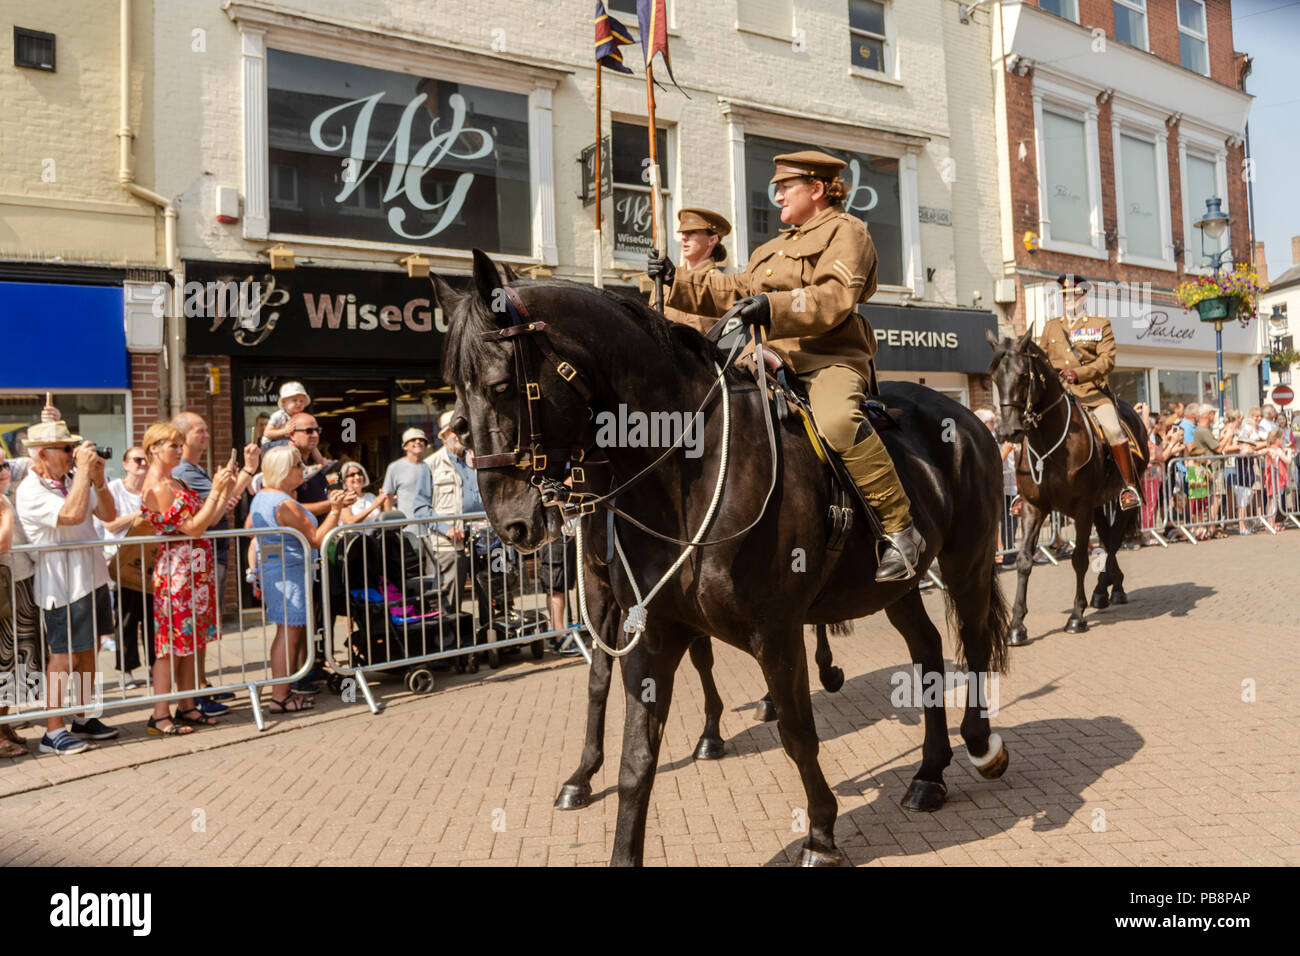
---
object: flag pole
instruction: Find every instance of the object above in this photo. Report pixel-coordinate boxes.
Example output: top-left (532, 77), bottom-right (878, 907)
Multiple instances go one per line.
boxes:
top-left (644, 61), bottom-right (664, 310)
top-left (593, 61), bottom-right (604, 289)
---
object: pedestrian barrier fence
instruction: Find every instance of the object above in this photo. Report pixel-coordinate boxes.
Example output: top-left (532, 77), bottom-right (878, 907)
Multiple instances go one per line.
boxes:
top-left (1, 526), bottom-right (314, 733)
top-left (319, 511), bottom-right (584, 713)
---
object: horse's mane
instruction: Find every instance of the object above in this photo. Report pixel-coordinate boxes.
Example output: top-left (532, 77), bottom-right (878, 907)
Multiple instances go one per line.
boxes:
top-left (442, 276), bottom-right (746, 386)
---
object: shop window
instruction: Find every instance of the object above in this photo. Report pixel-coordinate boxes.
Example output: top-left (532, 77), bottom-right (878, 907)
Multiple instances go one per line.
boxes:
top-left (1157, 370), bottom-right (1199, 416)
top-left (1109, 368), bottom-right (1149, 408)
top-left (1178, 0), bottom-right (1209, 76)
top-left (849, 0), bottom-right (890, 75)
top-left (266, 49), bottom-right (532, 254)
top-left (1112, 0), bottom-right (1148, 51)
top-left (612, 121), bottom-right (672, 261)
top-left (1041, 109), bottom-right (1092, 246)
top-left (1040, 0), bottom-right (1079, 23)
top-left (1117, 132), bottom-right (1162, 261)
top-left (1201, 372), bottom-right (1237, 412)
top-left (744, 133), bottom-right (903, 287)
top-left (0, 393), bottom-right (129, 481)
top-left (270, 163), bottom-right (299, 210)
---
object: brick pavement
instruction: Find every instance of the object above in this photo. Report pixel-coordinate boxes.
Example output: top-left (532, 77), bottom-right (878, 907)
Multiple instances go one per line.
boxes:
top-left (0, 533), bottom-right (1296, 866)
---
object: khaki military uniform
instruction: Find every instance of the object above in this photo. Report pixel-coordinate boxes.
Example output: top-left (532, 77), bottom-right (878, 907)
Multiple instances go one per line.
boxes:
top-left (1039, 312), bottom-right (1124, 441)
top-left (665, 206), bottom-right (912, 531)
top-left (662, 261), bottom-right (725, 335)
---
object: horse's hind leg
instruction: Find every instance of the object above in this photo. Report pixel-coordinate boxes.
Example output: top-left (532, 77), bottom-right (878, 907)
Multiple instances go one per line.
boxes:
top-left (943, 573), bottom-right (1010, 780)
top-left (610, 630), bottom-right (688, 867)
top-left (688, 636), bottom-right (726, 760)
top-left (1008, 503), bottom-right (1046, 646)
top-left (755, 624), bottom-right (844, 866)
top-left (555, 575), bottom-right (619, 810)
top-left (1089, 506), bottom-right (1114, 610)
top-left (884, 589), bottom-right (954, 812)
top-left (1107, 509), bottom-right (1136, 605)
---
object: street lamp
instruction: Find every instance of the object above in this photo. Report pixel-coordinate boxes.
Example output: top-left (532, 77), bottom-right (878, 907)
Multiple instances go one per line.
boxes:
top-left (1192, 196), bottom-right (1232, 417)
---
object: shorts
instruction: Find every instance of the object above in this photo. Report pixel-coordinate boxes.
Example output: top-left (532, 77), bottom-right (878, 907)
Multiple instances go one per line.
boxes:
top-left (537, 538), bottom-right (575, 594)
top-left (43, 585), bottom-right (112, 655)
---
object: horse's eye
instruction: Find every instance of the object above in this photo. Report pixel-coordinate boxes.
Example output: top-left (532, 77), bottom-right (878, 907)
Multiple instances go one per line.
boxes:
top-left (490, 381), bottom-right (510, 395)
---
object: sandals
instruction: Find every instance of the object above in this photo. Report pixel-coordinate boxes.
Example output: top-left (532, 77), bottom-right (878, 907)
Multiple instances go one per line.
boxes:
top-left (175, 707), bottom-right (219, 727)
top-left (0, 737), bottom-right (26, 757)
top-left (267, 692), bottom-right (313, 714)
top-left (147, 714), bottom-right (195, 737)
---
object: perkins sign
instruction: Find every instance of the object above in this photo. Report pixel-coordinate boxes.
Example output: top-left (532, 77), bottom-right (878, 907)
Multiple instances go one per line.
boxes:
top-left (184, 263), bottom-right (454, 361)
top-left (862, 304), bottom-right (998, 373)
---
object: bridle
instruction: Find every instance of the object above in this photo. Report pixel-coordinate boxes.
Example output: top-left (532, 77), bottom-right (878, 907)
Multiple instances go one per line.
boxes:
top-left (998, 346), bottom-right (1075, 485)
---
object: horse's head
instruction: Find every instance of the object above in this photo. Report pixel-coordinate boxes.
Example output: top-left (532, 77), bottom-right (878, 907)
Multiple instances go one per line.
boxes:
top-left (986, 327), bottom-right (1052, 443)
top-left (435, 250), bottom-right (596, 553)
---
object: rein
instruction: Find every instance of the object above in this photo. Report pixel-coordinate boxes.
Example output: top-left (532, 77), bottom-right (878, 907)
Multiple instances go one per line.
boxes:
top-left (1001, 348), bottom-right (1075, 486)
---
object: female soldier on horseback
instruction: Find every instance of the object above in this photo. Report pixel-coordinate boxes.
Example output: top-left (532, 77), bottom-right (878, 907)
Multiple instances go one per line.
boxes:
top-left (1038, 274), bottom-right (1142, 510)
top-left (648, 149), bottom-right (924, 581)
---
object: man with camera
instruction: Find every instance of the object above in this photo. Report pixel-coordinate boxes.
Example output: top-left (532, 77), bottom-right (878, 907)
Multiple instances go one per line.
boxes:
top-left (15, 421), bottom-right (119, 755)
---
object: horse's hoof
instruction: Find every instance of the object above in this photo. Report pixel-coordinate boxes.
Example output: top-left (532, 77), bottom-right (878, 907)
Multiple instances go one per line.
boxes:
top-left (821, 666), bottom-right (845, 693)
top-left (968, 733), bottom-right (1009, 780)
top-left (798, 846), bottom-right (849, 867)
top-left (1064, 617), bottom-right (1088, 634)
top-left (1007, 625), bottom-right (1029, 646)
top-left (1111, 589), bottom-right (1128, 605)
top-left (1090, 590), bottom-right (1110, 610)
top-left (554, 783), bottom-right (591, 811)
top-left (693, 736), bottom-right (726, 760)
top-left (755, 699), bottom-right (778, 723)
top-left (900, 778), bottom-right (948, 812)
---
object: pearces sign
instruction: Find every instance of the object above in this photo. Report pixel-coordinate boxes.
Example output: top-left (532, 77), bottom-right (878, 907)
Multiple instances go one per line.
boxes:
top-left (267, 50), bottom-right (531, 254)
top-left (184, 263), bottom-right (457, 362)
top-left (1109, 305), bottom-right (1258, 355)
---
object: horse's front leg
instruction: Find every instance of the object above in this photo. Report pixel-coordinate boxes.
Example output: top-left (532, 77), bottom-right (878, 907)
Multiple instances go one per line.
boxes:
top-left (1065, 510), bottom-right (1093, 633)
top-left (1008, 503), bottom-right (1046, 645)
top-left (687, 636), bottom-right (726, 760)
top-left (555, 570), bottom-right (619, 810)
top-left (609, 628), bottom-right (687, 867)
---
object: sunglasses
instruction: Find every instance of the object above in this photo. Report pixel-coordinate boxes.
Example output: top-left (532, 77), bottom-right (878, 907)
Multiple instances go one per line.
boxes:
top-left (56, 444), bottom-right (76, 454)
top-left (129, 456), bottom-right (147, 465)
top-left (0, 463), bottom-right (10, 472)
top-left (293, 427), bottom-right (321, 435)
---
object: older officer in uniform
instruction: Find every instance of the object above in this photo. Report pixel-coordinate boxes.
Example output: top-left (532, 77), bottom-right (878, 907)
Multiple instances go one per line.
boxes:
top-left (649, 150), bottom-right (922, 581)
top-left (1039, 274), bottom-right (1141, 510)
top-left (663, 208), bottom-right (732, 333)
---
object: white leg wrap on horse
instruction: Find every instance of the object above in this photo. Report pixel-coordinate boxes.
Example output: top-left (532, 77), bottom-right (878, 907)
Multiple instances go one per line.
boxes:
top-left (967, 733), bottom-right (1004, 768)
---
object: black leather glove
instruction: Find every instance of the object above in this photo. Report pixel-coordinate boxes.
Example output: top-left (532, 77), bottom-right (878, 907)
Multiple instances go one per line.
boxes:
top-left (646, 252), bottom-right (675, 286)
top-left (735, 294), bottom-right (771, 331)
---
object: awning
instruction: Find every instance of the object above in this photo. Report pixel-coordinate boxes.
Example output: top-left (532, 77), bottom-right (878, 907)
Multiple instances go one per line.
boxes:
top-left (860, 303), bottom-right (998, 373)
top-left (0, 282), bottom-right (128, 389)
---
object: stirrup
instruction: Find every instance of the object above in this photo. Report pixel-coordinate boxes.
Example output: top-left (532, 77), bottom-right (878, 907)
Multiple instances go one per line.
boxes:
top-left (875, 523), bottom-right (923, 583)
top-left (1119, 485), bottom-right (1141, 511)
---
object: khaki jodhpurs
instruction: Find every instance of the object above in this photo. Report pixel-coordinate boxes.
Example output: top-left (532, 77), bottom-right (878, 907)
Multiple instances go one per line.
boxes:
top-left (803, 364), bottom-right (912, 533)
top-left (1088, 401), bottom-right (1125, 444)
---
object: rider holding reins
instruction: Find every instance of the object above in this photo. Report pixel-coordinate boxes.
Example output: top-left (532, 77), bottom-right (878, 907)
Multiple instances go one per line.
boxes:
top-left (648, 149), bottom-right (923, 582)
top-left (1038, 274), bottom-right (1141, 510)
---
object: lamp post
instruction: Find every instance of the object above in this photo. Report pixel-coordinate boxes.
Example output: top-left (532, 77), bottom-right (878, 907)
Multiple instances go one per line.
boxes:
top-left (1192, 196), bottom-right (1231, 418)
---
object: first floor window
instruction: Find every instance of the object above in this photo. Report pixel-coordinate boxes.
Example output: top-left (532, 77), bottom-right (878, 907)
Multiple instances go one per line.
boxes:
top-left (1113, 0), bottom-right (1148, 51)
top-left (1119, 132), bottom-right (1162, 260)
top-left (0, 393), bottom-right (129, 480)
top-left (1178, 0), bottom-right (1209, 76)
top-left (1185, 151), bottom-right (1226, 268)
top-left (1041, 109), bottom-right (1092, 245)
top-left (849, 0), bottom-right (888, 73)
top-left (744, 134), bottom-right (903, 287)
top-left (1040, 0), bottom-right (1079, 22)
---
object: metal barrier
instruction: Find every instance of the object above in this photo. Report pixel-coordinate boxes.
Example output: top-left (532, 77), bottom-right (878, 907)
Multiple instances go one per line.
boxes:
top-left (1, 526), bottom-right (315, 733)
top-left (319, 511), bottom-right (585, 713)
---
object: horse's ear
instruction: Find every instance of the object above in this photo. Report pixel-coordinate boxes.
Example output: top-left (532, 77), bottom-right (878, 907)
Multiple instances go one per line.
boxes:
top-left (471, 248), bottom-right (502, 311)
top-left (1017, 326), bottom-right (1035, 350)
top-left (984, 328), bottom-right (1001, 350)
top-left (429, 273), bottom-right (460, 312)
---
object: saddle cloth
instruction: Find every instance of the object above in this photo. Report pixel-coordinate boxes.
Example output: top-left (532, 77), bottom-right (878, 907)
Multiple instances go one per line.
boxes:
top-left (1080, 405), bottom-right (1147, 467)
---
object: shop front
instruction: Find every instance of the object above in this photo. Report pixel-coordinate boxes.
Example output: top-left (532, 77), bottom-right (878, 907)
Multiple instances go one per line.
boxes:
top-left (863, 303), bottom-right (999, 407)
top-left (0, 278), bottom-right (132, 479)
top-left (184, 262), bottom-right (460, 482)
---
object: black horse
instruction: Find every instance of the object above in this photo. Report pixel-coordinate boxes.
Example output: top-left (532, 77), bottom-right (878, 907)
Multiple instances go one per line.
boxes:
top-left (439, 250), bottom-right (1011, 866)
top-left (986, 329), bottom-right (1148, 643)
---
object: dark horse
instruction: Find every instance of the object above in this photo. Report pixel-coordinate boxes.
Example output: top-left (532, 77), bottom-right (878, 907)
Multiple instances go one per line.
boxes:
top-left (440, 250), bottom-right (1011, 866)
top-left (986, 329), bottom-right (1148, 644)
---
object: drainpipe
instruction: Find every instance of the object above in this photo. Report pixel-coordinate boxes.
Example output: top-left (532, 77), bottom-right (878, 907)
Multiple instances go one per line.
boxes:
top-left (118, 0), bottom-right (185, 417)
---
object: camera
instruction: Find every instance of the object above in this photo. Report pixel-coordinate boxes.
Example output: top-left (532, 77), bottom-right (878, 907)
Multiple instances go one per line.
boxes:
top-left (95, 446), bottom-right (112, 460)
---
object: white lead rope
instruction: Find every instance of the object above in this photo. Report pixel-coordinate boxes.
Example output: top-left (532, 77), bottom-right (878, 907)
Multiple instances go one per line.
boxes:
top-left (1023, 394), bottom-right (1073, 487)
top-left (576, 361), bottom-right (733, 657)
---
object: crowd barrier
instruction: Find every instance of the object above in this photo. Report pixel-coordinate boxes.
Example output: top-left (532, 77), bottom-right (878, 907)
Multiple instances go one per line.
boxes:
top-left (1, 526), bottom-right (314, 733)
top-left (319, 511), bottom-right (585, 714)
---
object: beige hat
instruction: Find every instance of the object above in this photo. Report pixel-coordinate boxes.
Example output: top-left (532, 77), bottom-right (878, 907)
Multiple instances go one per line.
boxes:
top-left (402, 427), bottom-right (429, 446)
top-left (770, 150), bottom-right (847, 184)
top-left (437, 410), bottom-right (455, 436)
top-left (676, 208), bottom-right (731, 237)
top-left (24, 420), bottom-right (84, 447)
top-left (278, 381), bottom-right (310, 410)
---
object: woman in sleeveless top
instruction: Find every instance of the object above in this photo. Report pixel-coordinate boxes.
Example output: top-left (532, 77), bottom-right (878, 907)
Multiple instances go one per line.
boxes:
top-left (251, 445), bottom-right (351, 713)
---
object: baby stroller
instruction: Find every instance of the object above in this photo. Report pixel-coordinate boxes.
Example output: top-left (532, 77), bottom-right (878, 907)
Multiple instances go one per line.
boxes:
top-left (329, 517), bottom-right (478, 693)
top-left (466, 522), bottom-right (549, 669)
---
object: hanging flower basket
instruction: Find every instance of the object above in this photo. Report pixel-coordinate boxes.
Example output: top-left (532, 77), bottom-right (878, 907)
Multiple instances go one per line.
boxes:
top-left (1175, 265), bottom-right (1265, 324)
top-left (1194, 296), bottom-right (1237, 323)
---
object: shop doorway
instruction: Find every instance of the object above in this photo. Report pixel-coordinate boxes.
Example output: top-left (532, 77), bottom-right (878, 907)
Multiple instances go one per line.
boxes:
top-left (236, 366), bottom-right (455, 489)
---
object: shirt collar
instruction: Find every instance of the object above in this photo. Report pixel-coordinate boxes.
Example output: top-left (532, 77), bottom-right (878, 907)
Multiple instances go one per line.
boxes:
top-left (779, 205), bottom-right (840, 236)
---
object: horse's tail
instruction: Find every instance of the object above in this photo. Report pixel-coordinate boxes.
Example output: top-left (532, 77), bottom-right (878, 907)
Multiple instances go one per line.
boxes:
top-left (943, 566), bottom-right (1012, 677)
top-left (815, 623), bottom-right (848, 692)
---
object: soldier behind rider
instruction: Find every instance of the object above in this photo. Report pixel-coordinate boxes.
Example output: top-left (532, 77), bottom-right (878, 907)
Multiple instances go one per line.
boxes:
top-left (1038, 274), bottom-right (1142, 510)
top-left (648, 149), bottom-right (924, 581)
top-left (662, 207), bottom-right (731, 334)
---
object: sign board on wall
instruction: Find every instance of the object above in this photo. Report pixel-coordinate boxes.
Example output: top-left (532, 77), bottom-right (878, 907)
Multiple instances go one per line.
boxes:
top-left (861, 304), bottom-right (998, 373)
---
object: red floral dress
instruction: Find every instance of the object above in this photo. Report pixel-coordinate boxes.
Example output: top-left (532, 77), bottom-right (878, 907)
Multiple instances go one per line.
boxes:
top-left (144, 482), bottom-right (218, 657)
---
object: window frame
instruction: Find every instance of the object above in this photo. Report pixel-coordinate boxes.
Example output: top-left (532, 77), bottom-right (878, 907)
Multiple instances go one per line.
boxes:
top-left (1177, 0), bottom-right (1210, 77)
top-left (1178, 122), bottom-right (1230, 276)
top-left (610, 120), bottom-right (675, 266)
top-left (1039, 0), bottom-right (1080, 24)
top-left (1110, 100), bottom-right (1175, 272)
top-left (848, 0), bottom-right (892, 78)
top-left (1031, 74), bottom-right (1106, 260)
top-left (1112, 0), bottom-right (1150, 53)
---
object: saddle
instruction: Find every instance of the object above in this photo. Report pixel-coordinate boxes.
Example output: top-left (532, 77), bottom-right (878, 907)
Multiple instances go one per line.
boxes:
top-left (1079, 404), bottom-right (1147, 468)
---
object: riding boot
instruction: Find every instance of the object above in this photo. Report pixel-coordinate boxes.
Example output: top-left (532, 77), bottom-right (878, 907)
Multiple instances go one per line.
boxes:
top-left (1110, 442), bottom-right (1141, 511)
top-left (841, 429), bottom-right (925, 582)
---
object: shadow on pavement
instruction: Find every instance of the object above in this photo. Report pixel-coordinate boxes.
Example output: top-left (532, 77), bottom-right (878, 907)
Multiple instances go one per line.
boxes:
top-left (763, 714), bottom-right (1144, 866)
